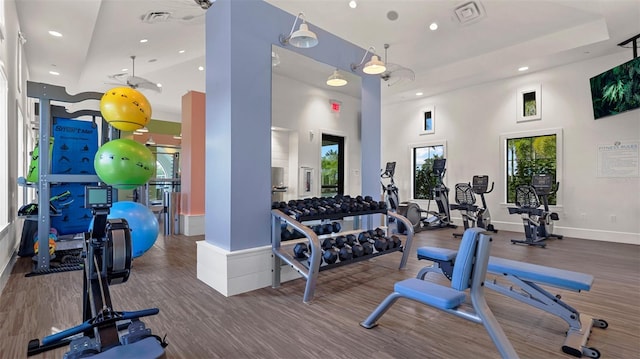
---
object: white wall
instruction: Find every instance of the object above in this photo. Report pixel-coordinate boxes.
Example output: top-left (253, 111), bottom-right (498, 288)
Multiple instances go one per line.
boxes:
top-left (382, 52), bottom-right (639, 244)
top-left (0, 0), bottom-right (30, 292)
top-left (272, 73), bottom-right (361, 200)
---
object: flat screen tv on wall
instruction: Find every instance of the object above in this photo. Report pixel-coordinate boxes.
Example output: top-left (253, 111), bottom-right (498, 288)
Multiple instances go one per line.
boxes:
top-left (590, 56), bottom-right (640, 119)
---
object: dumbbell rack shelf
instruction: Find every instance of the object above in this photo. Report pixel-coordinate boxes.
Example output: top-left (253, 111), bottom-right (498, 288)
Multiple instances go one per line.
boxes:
top-left (271, 209), bottom-right (414, 303)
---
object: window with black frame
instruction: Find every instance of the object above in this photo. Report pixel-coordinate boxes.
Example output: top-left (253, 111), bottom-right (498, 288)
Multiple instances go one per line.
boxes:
top-left (412, 144), bottom-right (445, 200)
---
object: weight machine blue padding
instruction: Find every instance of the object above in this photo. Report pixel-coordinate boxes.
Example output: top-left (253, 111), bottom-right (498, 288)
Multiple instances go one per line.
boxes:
top-left (416, 245), bottom-right (605, 358)
top-left (89, 337), bottom-right (165, 359)
top-left (488, 257), bottom-right (592, 292)
top-left (362, 228), bottom-right (519, 358)
top-left (416, 247), bottom-right (593, 292)
top-left (417, 246), bottom-right (457, 261)
top-left (394, 279), bottom-right (466, 309)
top-left (51, 117), bottom-right (98, 175)
top-left (450, 230), bottom-right (478, 291)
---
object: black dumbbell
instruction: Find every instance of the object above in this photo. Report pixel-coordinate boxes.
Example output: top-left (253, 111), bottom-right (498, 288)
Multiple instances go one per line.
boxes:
top-left (322, 221), bottom-right (341, 233)
top-left (292, 243), bottom-right (318, 265)
top-left (358, 231), bottom-right (388, 252)
top-left (348, 234), bottom-right (373, 255)
top-left (281, 228), bottom-right (293, 241)
top-left (335, 235), bottom-right (364, 258)
top-left (388, 235), bottom-right (402, 249)
top-left (321, 238), bottom-right (352, 263)
top-left (282, 227), bottom-right (305, 241)
top-left (370, 230), bottom-right (401, 250)
top-left (311, 225), bottom-right (324, 235)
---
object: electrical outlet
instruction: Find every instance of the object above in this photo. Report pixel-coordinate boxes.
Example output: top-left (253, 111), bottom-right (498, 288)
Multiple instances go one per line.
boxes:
top-left (580, 213), bottom-right (586, 221)
top-left (610, 214), bottom-right (617, 223)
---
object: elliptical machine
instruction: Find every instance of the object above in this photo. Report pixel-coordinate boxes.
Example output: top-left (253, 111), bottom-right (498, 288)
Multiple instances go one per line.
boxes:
top-left (27, 185), bottom-right (167, 358)
top-left (417, 158), bottom-right (455, 230)
top-left (381, 162), bottom-right (400, 212)
top-left (390, 159), bottom-right (455, 233)
top-left (508, 174), bottom-right (563, 248)
top-left (451, 175), bottom-right (498, 238)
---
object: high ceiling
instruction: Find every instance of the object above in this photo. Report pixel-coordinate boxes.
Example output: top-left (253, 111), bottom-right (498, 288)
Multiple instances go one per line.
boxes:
top-left (15, 0), bottom-right (640, 122)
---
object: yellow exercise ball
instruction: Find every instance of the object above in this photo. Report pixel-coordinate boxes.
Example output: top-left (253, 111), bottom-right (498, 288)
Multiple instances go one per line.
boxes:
top-left (100, 87), bottom-right (152, 131)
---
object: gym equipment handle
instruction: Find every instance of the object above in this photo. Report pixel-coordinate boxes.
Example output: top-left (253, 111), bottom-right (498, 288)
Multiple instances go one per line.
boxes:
top-left (42, 308), bottom-right (160, 345)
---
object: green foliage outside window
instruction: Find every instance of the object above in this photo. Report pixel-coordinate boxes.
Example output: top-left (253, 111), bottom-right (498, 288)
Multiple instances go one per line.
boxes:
top-left (507, 135), bottom-right (557, 204)
top-left (321, 148), bottom-right (338, 196)
top-left (413, 145), bottom-right (444, 200)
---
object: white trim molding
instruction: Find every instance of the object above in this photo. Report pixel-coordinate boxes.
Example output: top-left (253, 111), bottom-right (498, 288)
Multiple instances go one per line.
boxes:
top-left (197, 241), bottom-right (301, 297)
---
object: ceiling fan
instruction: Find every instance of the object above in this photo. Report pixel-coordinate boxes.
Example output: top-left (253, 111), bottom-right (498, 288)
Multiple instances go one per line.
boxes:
top-left (380, 44), bottom-right (415, 87)
top-left (107, 56), bottom-right (162, 93)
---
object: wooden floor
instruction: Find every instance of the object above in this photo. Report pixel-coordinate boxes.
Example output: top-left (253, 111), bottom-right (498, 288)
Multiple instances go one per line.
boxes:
top-left (1, 227), bottom-right (639, 358)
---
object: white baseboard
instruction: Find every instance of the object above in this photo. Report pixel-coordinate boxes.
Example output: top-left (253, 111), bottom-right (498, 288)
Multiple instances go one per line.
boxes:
top-left (196, 240), bottom-right (301, 297)
top-left (491, 221), bottom-right (639, 245)
top-left (181, 214), bottom-right (205, 236)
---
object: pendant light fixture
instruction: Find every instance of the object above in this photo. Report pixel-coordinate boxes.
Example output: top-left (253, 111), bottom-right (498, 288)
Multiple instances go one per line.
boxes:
top-left (279, 12), bottom-right (318, 49)
top-left (326, 69), bottom-right (348, 87)
top-left (351, 46), bottom-right (386, 75)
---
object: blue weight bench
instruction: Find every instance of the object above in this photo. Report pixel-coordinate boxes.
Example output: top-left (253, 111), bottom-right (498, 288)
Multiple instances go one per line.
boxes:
top-left (361, 228), bottom-right (520, 358)
top-left (416, 246), bottom-right (607, 358)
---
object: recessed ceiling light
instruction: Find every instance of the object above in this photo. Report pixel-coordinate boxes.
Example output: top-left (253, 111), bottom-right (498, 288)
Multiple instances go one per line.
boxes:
top-left (140, 39), bottom-right (148, 43)
top-left (416, 92), bottom-right (423, 96)
top-left (157, 83), bottom-right (162, 88)
top-left (198, 66), bottom-right (204, 71)
top-left (121, 68), bottom-right (128, 72)
top-left (179, 50), bottom-right (185, 54)
top-left (429, 22), bottom-right (438, 31)
top-left (518, 66), bottom-right (529, 72)
top-left (48, 30), bottom-right (63, 37)
top-left (49, 71), bottom-right (60, 76)
top-left (349, 1), bottom-right (357, 9)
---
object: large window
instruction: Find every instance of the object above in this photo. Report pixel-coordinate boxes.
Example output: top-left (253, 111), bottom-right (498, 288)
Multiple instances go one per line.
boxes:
top-left (504, 129), bottom-right (562, 205)
top-left (0, 66), bottom-right (8, 230)
top-left (321, 134), bottom-right (344, 197)
top-left (412, 143), bottom-right (445, 200)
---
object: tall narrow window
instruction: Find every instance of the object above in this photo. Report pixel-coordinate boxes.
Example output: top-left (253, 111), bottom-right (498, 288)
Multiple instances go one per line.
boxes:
top-left (0, 66), bottom-right (8, 230)
top-left (321, 134), bottom-right (344, 197)
top-left (504, 131), bottom-right (560, 205)
top-left (412, 144), bottom-right (445, 200)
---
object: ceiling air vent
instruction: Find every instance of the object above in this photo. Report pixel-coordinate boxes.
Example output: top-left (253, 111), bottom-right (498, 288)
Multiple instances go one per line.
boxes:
top-left (454, 1), bottom-right (485, 24)
top-left (141, 11), bottom-right (172, 24)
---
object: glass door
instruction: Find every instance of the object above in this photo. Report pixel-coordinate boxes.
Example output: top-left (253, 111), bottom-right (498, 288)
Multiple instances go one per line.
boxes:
top-left (321, 134), bottom-right (344, 197)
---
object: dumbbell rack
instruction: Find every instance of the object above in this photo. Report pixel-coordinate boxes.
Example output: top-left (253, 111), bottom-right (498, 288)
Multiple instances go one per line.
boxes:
top-left (271, 208), bottom-right (414, 303)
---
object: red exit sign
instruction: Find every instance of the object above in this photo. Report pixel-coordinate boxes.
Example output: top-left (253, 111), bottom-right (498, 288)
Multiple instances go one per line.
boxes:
top-left (330, 99), bottom-right (341, 113)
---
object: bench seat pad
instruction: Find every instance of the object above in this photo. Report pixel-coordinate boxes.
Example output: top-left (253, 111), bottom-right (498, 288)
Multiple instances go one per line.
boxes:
top-left (394, 278), bottom-right (466, 310)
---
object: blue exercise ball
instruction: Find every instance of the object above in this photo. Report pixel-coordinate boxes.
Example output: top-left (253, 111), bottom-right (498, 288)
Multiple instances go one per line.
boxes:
top-left (108, 201), bottom-right (159, 258)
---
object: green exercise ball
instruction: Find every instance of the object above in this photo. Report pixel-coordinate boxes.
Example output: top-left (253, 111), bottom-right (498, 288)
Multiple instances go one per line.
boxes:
top-left (94, 139), bottom-right (154, 189)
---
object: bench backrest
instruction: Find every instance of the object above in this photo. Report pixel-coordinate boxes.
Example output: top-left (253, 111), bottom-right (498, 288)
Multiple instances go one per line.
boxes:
top-left (451, 228), bottom-right (485, 291)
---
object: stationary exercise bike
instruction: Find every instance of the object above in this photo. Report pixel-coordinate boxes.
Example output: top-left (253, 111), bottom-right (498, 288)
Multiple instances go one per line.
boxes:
top-left (27, 185), bottom-right (167, 358)
top-left (451, 175), bottom-right (498, 238)
top-left (508, 174), bottom-right (563, 248)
